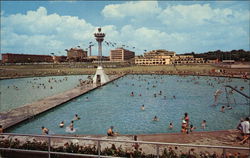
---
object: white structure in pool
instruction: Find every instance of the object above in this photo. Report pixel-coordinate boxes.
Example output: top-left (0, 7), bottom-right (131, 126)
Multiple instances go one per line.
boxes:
top-left (93, 66), bottom-right (110, 84)
top-left (93, 27), bottom-right (110, 84)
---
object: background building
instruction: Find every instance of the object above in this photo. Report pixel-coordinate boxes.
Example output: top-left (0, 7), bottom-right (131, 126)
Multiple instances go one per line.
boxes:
top-left (172, 55), bottom-right (205, 64)
top-left (144, 49), bottom-right (176, 58)
top-left (135, 56), bottom-right (172, 65)
top-left (1, 53), bottom-right (67, 64)
top-left (135, 49), bottom-right (205, 65)
top-left (135, 49), bottom-right (175, 65)
top-left (110, 47), bottom-right (135, 62)
top-left (66, 48), bottom-right (87, 62)
top-left (1, 53), bottom-right (53, 63)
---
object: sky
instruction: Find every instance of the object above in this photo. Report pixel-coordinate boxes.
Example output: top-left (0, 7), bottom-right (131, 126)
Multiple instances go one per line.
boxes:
top-left (0, 1), bottom-right (249, 57)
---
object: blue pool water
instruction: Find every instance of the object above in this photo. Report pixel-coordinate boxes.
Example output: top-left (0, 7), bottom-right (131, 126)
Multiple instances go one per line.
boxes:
top-left (0, 75), bottom-right (88, 112)
top-left (7, 75), bottom-right (250, 135)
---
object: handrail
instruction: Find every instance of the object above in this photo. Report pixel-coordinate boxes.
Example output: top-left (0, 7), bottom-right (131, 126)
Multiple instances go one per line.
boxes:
top-left (225, 85), bottom-right (250, 99)
top-left (1, 133), bottom-right (249, 150)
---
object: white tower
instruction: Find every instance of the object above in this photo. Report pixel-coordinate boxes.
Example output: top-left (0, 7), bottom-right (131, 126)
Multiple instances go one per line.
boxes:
top-left (93, 27), bottom-right (110, 85)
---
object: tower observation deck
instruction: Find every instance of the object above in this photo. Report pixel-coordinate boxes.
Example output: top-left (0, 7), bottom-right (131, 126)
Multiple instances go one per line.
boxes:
top-left (94, 27), bottom-right (105, 65)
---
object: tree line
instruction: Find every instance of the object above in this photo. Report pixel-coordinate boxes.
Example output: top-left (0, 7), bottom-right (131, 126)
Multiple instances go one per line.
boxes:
top-left (183, 49), bottom-right (250, 62)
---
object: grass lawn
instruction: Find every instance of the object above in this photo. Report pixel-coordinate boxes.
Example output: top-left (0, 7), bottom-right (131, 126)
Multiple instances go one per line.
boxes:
top-left (0, 63), bottom-right (249, 79)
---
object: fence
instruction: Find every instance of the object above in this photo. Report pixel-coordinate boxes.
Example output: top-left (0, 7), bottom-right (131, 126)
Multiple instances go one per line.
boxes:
top-left (0, 133), bottom-right (249, 158)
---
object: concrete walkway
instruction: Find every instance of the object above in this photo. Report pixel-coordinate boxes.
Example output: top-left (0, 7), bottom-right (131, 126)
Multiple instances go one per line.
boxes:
top-left (0, 74), bottom-right (125, 130)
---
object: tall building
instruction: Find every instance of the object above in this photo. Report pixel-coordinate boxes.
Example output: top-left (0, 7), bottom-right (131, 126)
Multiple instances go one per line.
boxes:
top-left (110, 47), bottom-right (135, 62)
top-left (66, 48), bottom-right (87, 62)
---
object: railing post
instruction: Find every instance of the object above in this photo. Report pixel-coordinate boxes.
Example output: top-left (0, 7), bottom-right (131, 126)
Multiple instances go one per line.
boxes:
top-left (97, 140), bottom-right (101, 158)
top-left (156, 144), bottom-right (160, 158)
top-left (222, 148), bottom-right (226, 158)
top-left (48, 136), bottom-right (51, 158)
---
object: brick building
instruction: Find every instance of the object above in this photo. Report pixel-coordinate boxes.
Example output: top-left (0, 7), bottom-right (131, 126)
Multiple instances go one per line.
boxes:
top-left (110, 47), bottom-right (135, 62)
top-left (1, 53), bottom-right (53, 63)
top-left (66, 48), bottom-right (87, 62)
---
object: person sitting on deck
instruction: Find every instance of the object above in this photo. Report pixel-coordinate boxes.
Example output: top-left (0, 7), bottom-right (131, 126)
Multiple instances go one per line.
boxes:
top-left (132, 135), bottom-right (139, 150)
top-left (41, 126), bottom-right (49, 135)
top-left (107, 126), bottom-right (116, 136)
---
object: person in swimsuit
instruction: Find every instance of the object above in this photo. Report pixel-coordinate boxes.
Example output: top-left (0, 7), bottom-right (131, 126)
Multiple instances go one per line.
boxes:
top-left (41, 126), bottom-right (49, 134)
top-left (107, 126), bottom-right (115, 136)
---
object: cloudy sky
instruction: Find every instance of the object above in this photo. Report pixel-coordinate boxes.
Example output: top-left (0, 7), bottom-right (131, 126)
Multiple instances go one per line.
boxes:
top-left (1, 1), bottom-right (249, 57)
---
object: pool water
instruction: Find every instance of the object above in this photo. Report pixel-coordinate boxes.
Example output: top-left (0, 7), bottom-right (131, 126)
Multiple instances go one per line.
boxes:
top-left (0, 75), bottom-right (89, 112)
top-left (8, 75), bottom-right (250, 135)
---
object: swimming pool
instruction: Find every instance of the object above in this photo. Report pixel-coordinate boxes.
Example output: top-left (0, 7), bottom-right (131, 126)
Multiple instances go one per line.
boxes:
top-left (7, 75), bottom-right (250, 135)
top-left (0, 75), bottom-right (89, 112)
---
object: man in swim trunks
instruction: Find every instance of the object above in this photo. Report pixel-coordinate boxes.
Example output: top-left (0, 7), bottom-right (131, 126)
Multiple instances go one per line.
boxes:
top-left (41, 126), bottom-right (49, 135)
top-left (107, 126), bottom-right (115, 136)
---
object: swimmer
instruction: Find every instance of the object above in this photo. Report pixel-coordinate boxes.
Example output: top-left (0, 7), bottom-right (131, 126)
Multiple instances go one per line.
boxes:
top-left (181, 122), bottom-right (187, 133)
top-left (73, 114), bottom-right (80, 120)
top-left (227, 105), bottom-right (232, 110)
top-left (163, 96), bottom-right (167, 100)
top-left (173, 95), bottom-right (176, 99)
top-left (183, 113), bottom-right (189, 125)
top-left (141, 105), bottom-right (145, 111)
top-left (85, 97), bottom-right (89, 101)
top-left (59, 121), bottom-right (64, 128)
top-left (221, 106), bottom-right (225, 112)
top-left (201, 120), bottom-right (206, 130)
top-left (240, 86), bottom-right (244, 91)
top-left (41, 126), bottom-right (49, 135)
top-left (189, 124), bottom-right (196, 132)
top-left (153, 116), bottom-right (159, 121)
top-left (70, 121), bottom-right (74, 130)
top-left (159, 91), bottom-right (162, 95)
top-left (214, 89), bottom-right (222, 103)
top-left (130, 92), bottom-right (134, 96)
top-left (169, 122), bottom-right (173, 129)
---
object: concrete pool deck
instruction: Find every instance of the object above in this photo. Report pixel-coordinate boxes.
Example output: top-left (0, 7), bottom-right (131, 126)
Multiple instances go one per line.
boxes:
top-left (1, 130), bottom-right (249, 157)
top-left (0, 74), bottom-right (125, 130)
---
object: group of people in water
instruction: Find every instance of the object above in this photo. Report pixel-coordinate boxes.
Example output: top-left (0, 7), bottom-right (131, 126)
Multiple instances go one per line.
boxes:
top-left (37, 74), bottom-right (247, 140)
top-left (41, 114), bottom-right (80, 134)
top-left (5, 76), bottom-right (89, 93)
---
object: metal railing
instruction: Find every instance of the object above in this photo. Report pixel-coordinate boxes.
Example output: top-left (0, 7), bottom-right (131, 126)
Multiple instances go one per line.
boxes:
top-left (0, 133), bottom-right (249, 158)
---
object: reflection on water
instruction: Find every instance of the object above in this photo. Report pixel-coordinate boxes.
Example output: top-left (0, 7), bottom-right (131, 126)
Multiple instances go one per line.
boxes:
top-left (0, 75), bottom-right (89, 112)
top-left (7, 75), bottom-right (250, 135)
